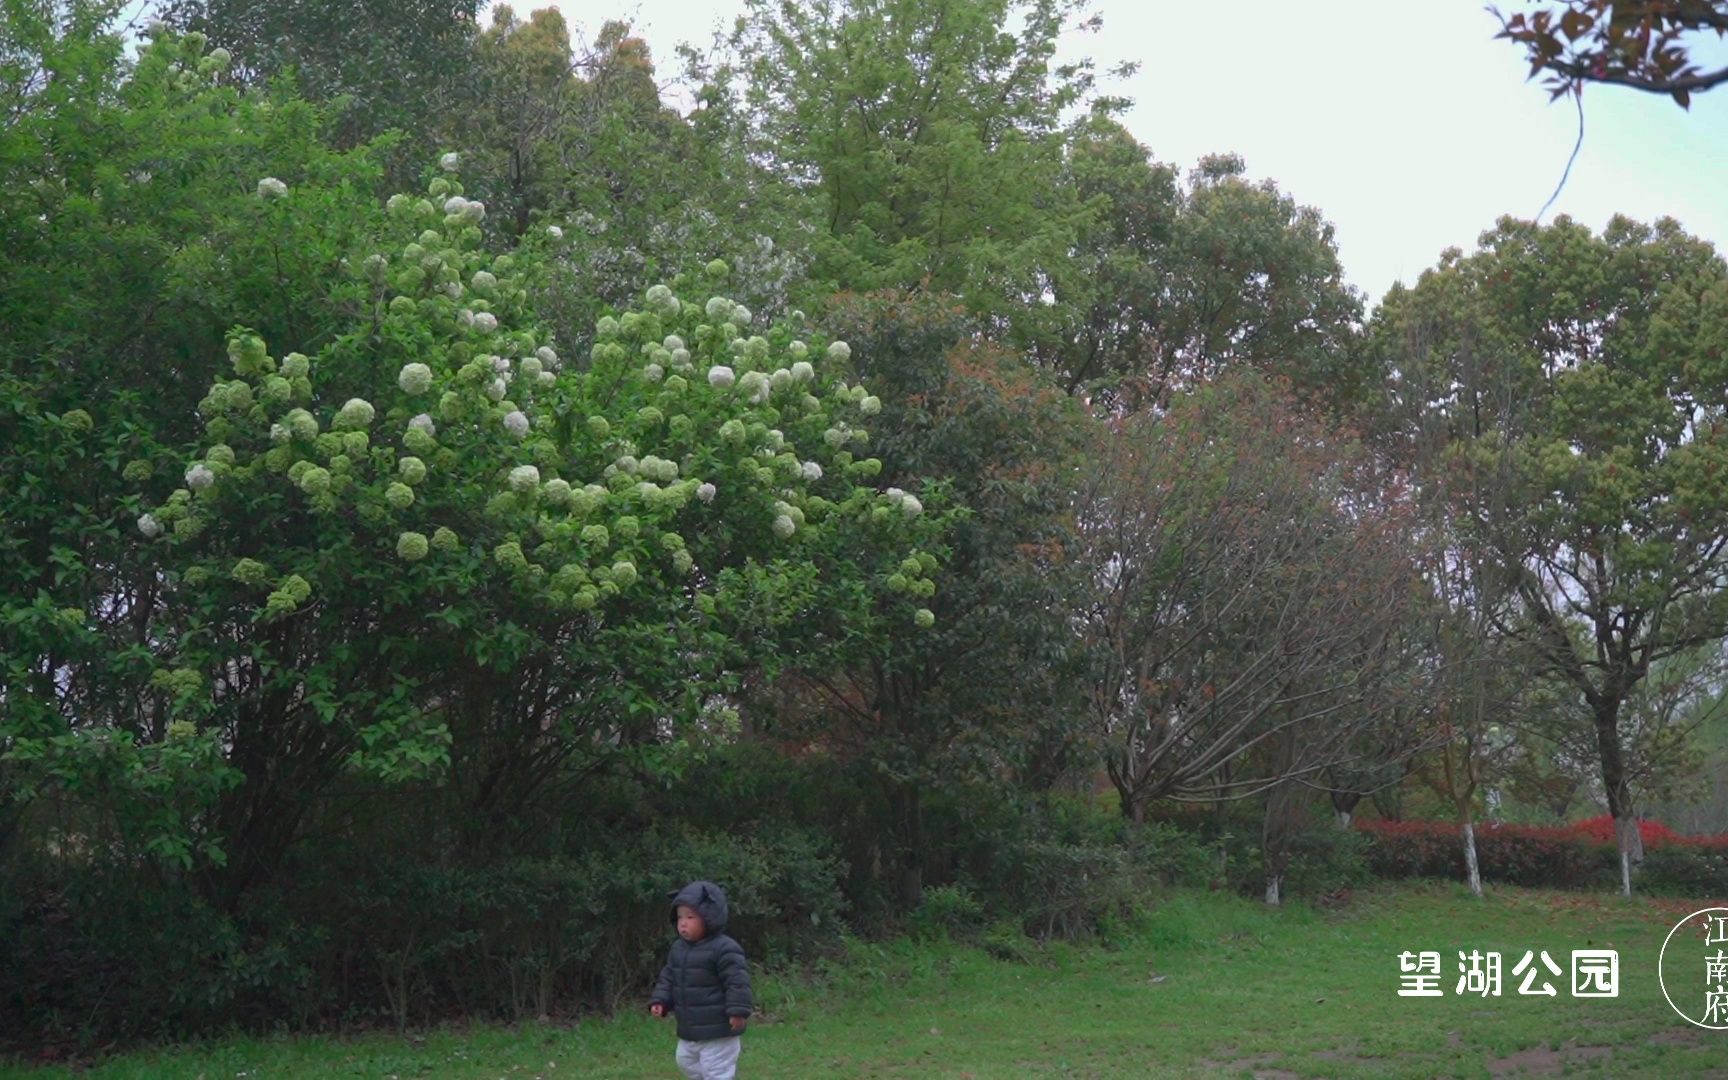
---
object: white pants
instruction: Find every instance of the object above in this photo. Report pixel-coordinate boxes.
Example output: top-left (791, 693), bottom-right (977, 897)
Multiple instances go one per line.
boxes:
top-left (676, 1036), bottom-right (742, 1080)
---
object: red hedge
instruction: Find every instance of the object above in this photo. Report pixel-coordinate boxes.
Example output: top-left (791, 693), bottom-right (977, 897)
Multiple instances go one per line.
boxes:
top-left (1353, 817), bottom-right (1728, 889)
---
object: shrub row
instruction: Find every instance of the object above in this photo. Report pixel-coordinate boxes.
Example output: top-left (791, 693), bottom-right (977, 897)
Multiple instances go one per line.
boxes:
top-left (1354, 817), bottom-right (1728, 896)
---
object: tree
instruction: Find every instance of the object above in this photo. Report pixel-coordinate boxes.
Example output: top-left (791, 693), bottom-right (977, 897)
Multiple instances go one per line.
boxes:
top-left (1372, 213), bottom-right (1728, 894)
top-left (756, 289), bottom-right (1090, 905)
top-left (728, 0), bottom-right (1125, 353)
top-left (1493, 1), bottom-right (1728, 107)
top-left (1074, 374), bottom-right (1428, 864)
top-left (167, 0), bottom-right (483, 148)
top-left (1050, 124), bottom-right (1365, 415)
top-left (1, 12), bottom-right (390, 868)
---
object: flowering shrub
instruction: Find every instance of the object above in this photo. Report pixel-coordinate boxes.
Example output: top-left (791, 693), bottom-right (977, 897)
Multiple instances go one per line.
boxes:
top-left (1355, 818), bottom-right (1728, 892)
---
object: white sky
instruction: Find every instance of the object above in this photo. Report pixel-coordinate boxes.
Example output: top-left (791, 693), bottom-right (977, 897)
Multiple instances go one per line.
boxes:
top-left (516, 1), bottom-right (1728, 307)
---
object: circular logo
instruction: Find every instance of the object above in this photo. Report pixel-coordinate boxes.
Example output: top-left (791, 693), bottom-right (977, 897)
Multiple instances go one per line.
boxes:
top-left (1658, 907), bottom-right (1728, 1030)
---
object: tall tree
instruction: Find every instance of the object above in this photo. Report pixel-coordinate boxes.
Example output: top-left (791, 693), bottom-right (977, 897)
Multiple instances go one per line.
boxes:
top-left (728, 0), bottom-right (1124, 353)
top-left (1372, 213), bottom-right (1728, 894)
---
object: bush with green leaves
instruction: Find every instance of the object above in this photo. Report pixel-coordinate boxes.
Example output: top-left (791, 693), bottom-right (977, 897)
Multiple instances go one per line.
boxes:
top-left (116, 149), bottom-right (943, 893)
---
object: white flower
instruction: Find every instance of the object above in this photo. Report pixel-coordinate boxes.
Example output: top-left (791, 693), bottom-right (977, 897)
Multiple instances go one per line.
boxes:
top-left (335, 398), bottom-right (375, 431)
top-left (739, 370), bottom-right (770, 404)
top-left (503, 410), bottom-right (530, 438)
top-left (521, 357), bottom-right (543, 379)
top-left (256, 177), bottom-right (287, 199)
top-left (770, 368), bottom-right (791, 391)
top-left (137, 513), bottom-right (163, 539)
top-left (663, 335), bottom-right (685, 352)
top-left (791, 361), bottom-right (814, 382)
top-left (860, 395), bottom-right (882, 415)
top-left (508, 465), bottom-right (540, 493)
top-left (544, 478), bottom-right (572, 504)
top-left (696, 482), bottom-right (718, 503)
top-left (473, 312), bottom-right (498, 334)
top-left (463, 200), bottom-right (486, 223)
top-left (439, 151), bottom-right (461, 172)
top-left (704, 296), bottom-right (731, 320)
top-left (397, 362), bottom-right (433, 395)
top-left (885, 487), bottom-right (905, 504)
top-left (486, 378), bottom-right (507, 401)
top-left (708, 365), bottom-right (735, 389)
top-left (547, 225), bottom-right (564, 240)
top-left (185, 463), bottom-right (215, 491)
top-left (902, 494), bottom-right (923, 516)
top-left (458, 308), bottom-right (475, 328)
top-left (828, 341), bottom-right (851, 363)
top-left (536, 345), bottom-right (559, 369)
top-left (387, 193), bottom-right (409, 213)
top-left (443, 195), bottom-right (468, 216)
top-left (471, 270), bottom-right (496, 293)
top-left (789, 341), bottom-right (809, 359)
top-left (444, 281), bottom-right (463, 300)
top-left (537, 371), bottom-right (555, 387)
top-left (801, 461), bottom-right (823, 482)
top-left (491, 355), bottom-right (512, 375)
top-left (409, 413), bottom-right (437, 436)
top-left (645, 363), bottom-right (664, 382)
top-left (772, 514), bottom-right (796, 538)
top-left (730, 305), bottom-right (752, 327)
top-left (269, 423), bottom-right (290, 445)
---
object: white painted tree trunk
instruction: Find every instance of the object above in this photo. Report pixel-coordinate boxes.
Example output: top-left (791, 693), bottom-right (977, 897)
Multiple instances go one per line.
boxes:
top-left (1264, 874), bottom-right (1282, 906)
top-left (1336, 809), bottom-right (1353, 830)
top-left (1462, 820), bottom-right (1482, 898)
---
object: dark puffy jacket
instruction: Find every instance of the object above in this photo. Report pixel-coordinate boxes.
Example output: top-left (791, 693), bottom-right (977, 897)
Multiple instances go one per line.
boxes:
top-left (649, 880), bottom-right (752, 1041)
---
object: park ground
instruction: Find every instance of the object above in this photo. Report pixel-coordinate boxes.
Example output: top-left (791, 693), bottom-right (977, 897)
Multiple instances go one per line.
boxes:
top-left (4, 883), bottom-right (1724, 1079)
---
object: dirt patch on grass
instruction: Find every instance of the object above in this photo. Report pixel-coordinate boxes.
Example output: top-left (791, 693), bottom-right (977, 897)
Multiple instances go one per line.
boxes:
top-left (1647, 1028), bottom-right (1706, 1048)
top-left (1197, 1051), bottom-right (1301, 1079)
top-left (1486, 1041), bottom-right (1614, 1076)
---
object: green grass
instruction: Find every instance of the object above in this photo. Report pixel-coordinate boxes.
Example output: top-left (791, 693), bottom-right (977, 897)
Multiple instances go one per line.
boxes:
top-left (5, 883), bottom-right (1722, 1078)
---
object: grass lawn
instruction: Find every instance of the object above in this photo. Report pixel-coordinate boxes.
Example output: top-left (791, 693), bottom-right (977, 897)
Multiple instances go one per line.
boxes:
top-left (6, 883), bottom-right (1723, 1078)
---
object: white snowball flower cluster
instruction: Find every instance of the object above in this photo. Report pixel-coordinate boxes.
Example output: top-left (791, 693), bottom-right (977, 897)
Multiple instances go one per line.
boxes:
top-left (521, 357), bottom-right (543, 380)
top-left (739, 370), bottom-right (770, 404)
top-left (256, 177), bottom-right (287, 199)
top-left (503, 409), bottom-right (530, 438)
top-left (791, 360), bottom-right (815, 382)
top-left (137, 513), bottom-right (163, 539)
top-left (828, 341), bottom-right (852, 363)
top-left (335, 398), bottom-right (375, 431)
top-left (547, 225), bottom-right (564, 240)
top-left (730, 305), bottom-right (752, 327)
top-left (644, 363), bottom-right (664, 382)
top-left (409, 413), bottom-right (437, 437)
top-left (801, 461), bottom-right (823, 482)
top-left (442, 195), bottom-right (486, 223)
top-left (397, 362), bottom-right (433, 395)
top-left (708, 365), bottom-right (735, 389)
top-left (471, 270), bottom-right (496, 294)
top-left (772, 514), bottom-right (797, 538)
top-left (486, 378), bottom-right (507, 401)
top-left (508, 465), bottom-right (540, 493)
top-left (439, 151), bottom-right (461, 172)
top-left (645, 284), bottom-right (679, 314)
top-left (535, 345), bottom-right (559, 369)
top-left (186, 463), bottom-right (215, 491)
top-left (696, 482), bottom-right (717, 503)
top-left (491, 355), bottom-right (511, 375)
top-left (472, 311), bottom-right (498, 334)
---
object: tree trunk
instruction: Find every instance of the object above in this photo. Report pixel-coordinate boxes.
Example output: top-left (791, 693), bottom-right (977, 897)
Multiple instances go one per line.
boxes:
top-left (1330, 789), bottom-right (1362, 830)
top-left (1592, 698), bottom-right (1643, 897)
top-left (1461, 817), bottom-right (1482, 898)
top-left (1261, 779), bottom-right (1299, 907)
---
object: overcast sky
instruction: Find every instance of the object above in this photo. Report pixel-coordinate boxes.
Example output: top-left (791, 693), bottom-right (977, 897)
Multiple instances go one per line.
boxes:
top-left (508, 0), bottom-right (1728, 307)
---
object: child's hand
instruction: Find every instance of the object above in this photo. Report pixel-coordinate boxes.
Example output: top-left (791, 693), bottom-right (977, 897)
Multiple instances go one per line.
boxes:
top-left (729, 1016), bottom-right (747, 1033)
top-left (650, 1003), bottom-right (666, 1018)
